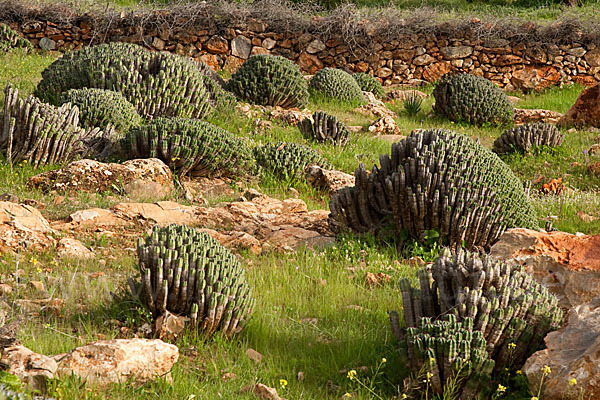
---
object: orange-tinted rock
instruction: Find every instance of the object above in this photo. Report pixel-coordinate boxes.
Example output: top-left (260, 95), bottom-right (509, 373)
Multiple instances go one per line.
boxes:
top-left (491, 228), bottom-right (600, 308)
top-left (513, 108), bottom-right (563, 125)
top-left (422, 62), bottom-right (452, 83)
top-left (511, 66), bottom-right (560, 92)
top-left (204, 35), bottom-right (228, 54)
top-left (56, 339), bottom-right (179, 385)
top-left (559, 84), bottom-right (600, 128)
top-left (524, 295), bottom-right (600, 400)
top-left (573, 75), bottom-right (597, 87)
top-left (27, 159), bottom-right (173, 200)
top-left (297, 51), bottom-right (323, 74)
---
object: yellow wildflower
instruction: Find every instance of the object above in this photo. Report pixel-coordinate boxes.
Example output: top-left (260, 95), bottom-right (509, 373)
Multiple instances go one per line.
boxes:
top-left (279, 379), bottom-right (288, 388)
top-left (497, 384), bottom-right (506, 393)
top-left (569, 378), bottom-right (577, 386)
top-left (543, 365), bottom-right (552, 375)
top-left (347, 370), bottom-right (357, 380)
top-left (381, 358), bottom-right (387, 363)
top-left (508, 342), bottom-right (516, 350)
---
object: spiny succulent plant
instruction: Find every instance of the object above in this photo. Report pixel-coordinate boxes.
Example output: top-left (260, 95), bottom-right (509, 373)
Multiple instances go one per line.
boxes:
top-left (352, 73), bottom-right (385, 98)
top-left (493, 122), bottom-right (564, 154)
top-left (59, 88), bottom-right (142, 133)
top-left (396, 248), bottom-right (562, 373)
top-left (35, 42), bottom-right (217, 120)
top-left (126, 117), bottom-right (255, 179)
top-left (391, 314), bottom-right (494, 398)
top-left (253, 141), bottom-right (331, 179)
top-left (299, 111), bottom-right (350, 145)
top-left (433, 74), bottom-right (513, 126)
top-left (0, 24), bottom-right (32, 53)
top-left (309, 68), bottom-right (366, 104)
top-left (1, 84), bottom-right (117, 167)
top-left (329, 129), bottom-right (538, 250)
top-left (136, 224), bottom-right (255, 337)
top-left (227, 54), bottom-right (309, 108)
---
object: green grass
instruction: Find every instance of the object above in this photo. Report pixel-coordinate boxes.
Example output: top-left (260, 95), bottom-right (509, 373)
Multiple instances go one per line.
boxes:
top-left (1, 49), bottom-right (599, 400)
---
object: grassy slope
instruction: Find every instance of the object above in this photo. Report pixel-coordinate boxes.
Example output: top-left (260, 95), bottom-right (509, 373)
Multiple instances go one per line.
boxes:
top-left (0, 48), bottom-right (598, 399)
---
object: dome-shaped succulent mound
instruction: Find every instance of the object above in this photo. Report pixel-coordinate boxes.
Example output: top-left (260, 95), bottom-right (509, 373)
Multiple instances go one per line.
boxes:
top-left (393, 314), bottom-right (494, 398)
top-left (253, 141), bottom-right (331, 179)
top-left (136, 224), bottom-right (255, 337)
top-left (395, 248), bottom-right (562, 375)
top-left (34, 42), bottom-right (217, 120)
top-left (329, 129), bottom-right (538, 250)
top-left (0, 24), bottom-right (33, 52)
top-left (227, 54), bottom-right (308, 108)
top-left (126, 117), bottom-right (255, 179)
top-left (352, 73), bottom-right (385, 98)
top-left (493, 122), bottom-right (564, 154)
top-left (299, 111), bottom-right (350, 145)
top-left (433, 73), bottom-right (513, 126)
top-left (60, 88), bottom-right (142, 133)
top-left (309, 68), bottom-right (366, 104)
top-left (1, 85), bottom-right (117, 167)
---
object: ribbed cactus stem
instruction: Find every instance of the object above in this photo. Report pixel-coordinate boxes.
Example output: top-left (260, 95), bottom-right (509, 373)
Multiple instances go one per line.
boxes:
top-left (134, 224), bottom-right (254, 338)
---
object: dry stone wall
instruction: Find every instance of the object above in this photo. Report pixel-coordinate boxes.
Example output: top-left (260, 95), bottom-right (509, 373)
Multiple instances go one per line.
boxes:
top-left (5, 16), bottom-right (600, 91)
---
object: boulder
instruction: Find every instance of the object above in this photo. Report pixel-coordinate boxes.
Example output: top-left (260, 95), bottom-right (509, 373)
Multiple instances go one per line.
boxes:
top-left (422, 62), bottom-right (452, 82)
top-left (0, 202), bottom-right (53, 250)
top-left (368, 116), bottom-right (401, 135)
top-left (559, 84), bottom-right (600, 128)
top-left (490, 228), bottom-right (600, 308)
top-left (440, 46), bottom-right (473, 59)
top-left (511, 66), bottom-right (560, 92)
top-left (27, 159), bottom-right (174, 200)
top-left (305, 165), bottom-right (355, 194)
top-left (385, 90), bottom-right (428, 102)
top-left (269, 107), bottom-right (312, 126)
top-left (513, 108), bottom-right (563, 125)
top-left (1, 344), bottom-right (57, 392)
top-left (297, 52), bottom-right (323, 75)
top-left (355, 93), bottom-right (395, 118)
top-left (56, 238), bottom-right (94, 259)
top-left (231, 35), bottom-right (252, 59)
top-left (56, 338), bottom-right (179, 385)
top-left (54, 193), bottom-right (333, 254)
top-left (524, 295), bottom-right (600, 400)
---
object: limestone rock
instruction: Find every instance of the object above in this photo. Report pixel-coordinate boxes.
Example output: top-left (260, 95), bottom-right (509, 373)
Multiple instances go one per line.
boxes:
top-left (231, 35), bottom-right (252, 59)
top-left (56, 338), bottom-right (179, 385)
top-left (490, 228), bottom-right (600, 308)
top-left (0, 202), bottom-right (53, 250)
top-left (153, 312), bottom-right (188, 341)
top-left (1, 344), bottom-right (57, 392)
top-left (385, 90), bottom-right (428, 102)
top-left (511, 66), bottom-right (560, 92)
top-left (56, 193), bottom-right (332, 254)
top-left (355, 93), bottom-right (395, 118)
top-left (28, 159), bottom-right (174, 200)
top-left (56, 238), bottom-right (94, 259)
top-left (368, 116), bottom-right (401, 135)
top-left (204, 35), bottom-right (228, 54)
top-left (269, 107), bottom-right (312, 126)
top-left (440, 46), bottom-right (473, 59)
top-left (513, 108), bottom-right (563, 125)
top-left (306, 39), bottom-right (326, 54)
top-left (254, 383), bottom-right (287, 400)
top-left (524, 295), bottom-right (600, 400)
top-left (559, 84), bottom-right (600, 128)
top-left (422, 62), bottom-right (452, 82)
top-left (297, 52), bottom-right (323, 75)
top-left (305, 165), bottom-right (355, 194)
top-left (38, 37), bottom-right (55, 51)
